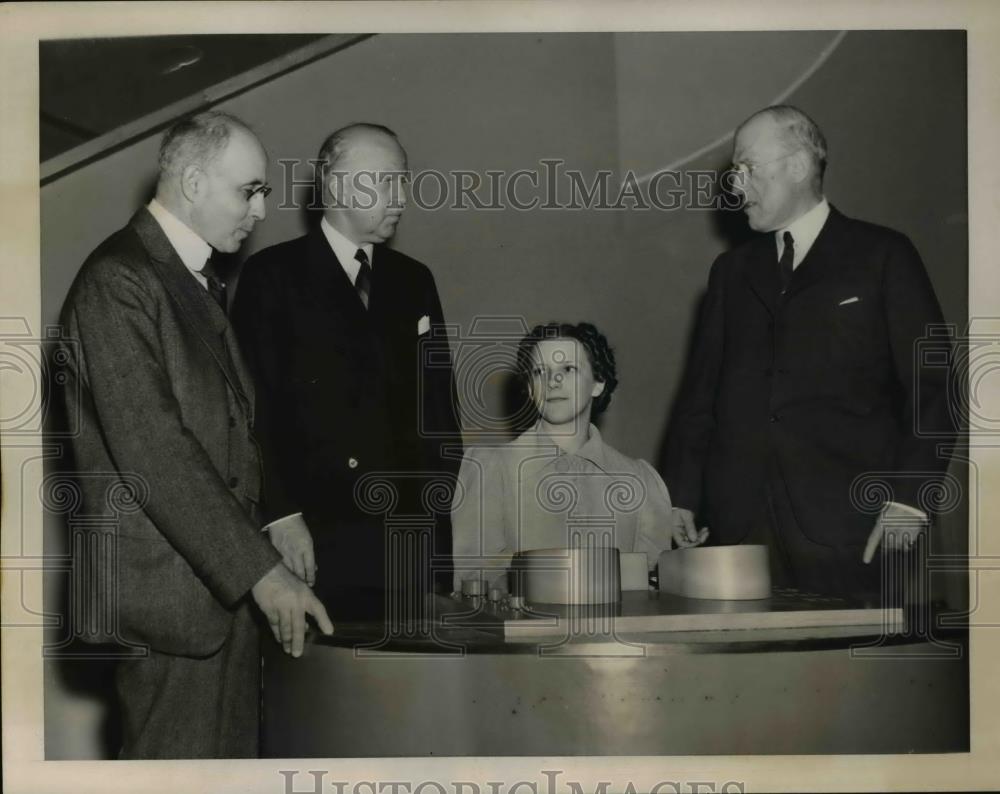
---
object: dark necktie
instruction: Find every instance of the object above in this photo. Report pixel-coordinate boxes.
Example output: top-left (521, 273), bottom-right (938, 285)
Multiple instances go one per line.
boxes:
top-left (778, 230), bottom-right (795, 294)
top-left (199, 256), bottom-right (227, 314)
top-left (354, 248), bottom-right (372, 310)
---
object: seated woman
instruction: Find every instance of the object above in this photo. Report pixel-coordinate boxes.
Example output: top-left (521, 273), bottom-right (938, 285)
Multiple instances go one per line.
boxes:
top-left (451, 321), bottom-right (708, 593)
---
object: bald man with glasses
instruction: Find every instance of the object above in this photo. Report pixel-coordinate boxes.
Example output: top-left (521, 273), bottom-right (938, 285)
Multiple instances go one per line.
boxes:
top-left (60, 111), bottom-right (332, 758)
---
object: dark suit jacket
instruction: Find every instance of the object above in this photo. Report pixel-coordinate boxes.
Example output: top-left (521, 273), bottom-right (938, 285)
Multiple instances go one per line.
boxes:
top-left (664, 206), bottom-right (953, 548)
top-left (60, 208), bottom-right (281, 658)
top-left (232, 227), bottom-right (461, 594)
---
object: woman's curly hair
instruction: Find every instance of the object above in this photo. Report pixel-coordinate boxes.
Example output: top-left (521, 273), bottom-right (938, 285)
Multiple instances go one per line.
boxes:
top-left (515, 322), bottom-right (619, 415)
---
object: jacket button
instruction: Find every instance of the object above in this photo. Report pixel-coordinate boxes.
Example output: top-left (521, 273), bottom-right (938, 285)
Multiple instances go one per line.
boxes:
top-left (228, 476), bottom-right (239, 488)
top-left (348, 457), bottom-right (359, 469)
top-left (764, 368), bottom-right (772, 376)
top-left (228, 416), bottom-right (237, 428)
top-left (769, 413), bottom-right (781, 423)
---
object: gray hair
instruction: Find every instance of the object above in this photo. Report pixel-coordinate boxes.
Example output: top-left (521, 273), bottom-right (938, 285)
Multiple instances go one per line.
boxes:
top-left (743, 105), bottom-right (828, 187)
top-left (158, 111), bottom-right (254, 178)
top-left (315, 123), bottom-right (402, 201)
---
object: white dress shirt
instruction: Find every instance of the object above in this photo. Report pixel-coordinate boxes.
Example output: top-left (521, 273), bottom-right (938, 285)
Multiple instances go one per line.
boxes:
top-left (146, 199), bottom-right (213, 287)
top-left (775, 197), bottom-right (830, 269)
top-left (321, 217), bottom-right (374, 283)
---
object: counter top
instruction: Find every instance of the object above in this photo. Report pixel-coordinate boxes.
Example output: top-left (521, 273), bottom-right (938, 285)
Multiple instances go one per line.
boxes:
top-left (311, 588), bottom-right (908, 654)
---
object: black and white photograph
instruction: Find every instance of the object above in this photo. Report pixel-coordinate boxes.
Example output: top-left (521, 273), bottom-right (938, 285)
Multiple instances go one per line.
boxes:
top-left (2, 2), bottom-right (999, 793)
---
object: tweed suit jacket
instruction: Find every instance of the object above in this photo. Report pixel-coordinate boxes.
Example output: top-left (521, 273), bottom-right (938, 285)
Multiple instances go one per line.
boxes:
top-left (60, 207), bottom-right (282, 658)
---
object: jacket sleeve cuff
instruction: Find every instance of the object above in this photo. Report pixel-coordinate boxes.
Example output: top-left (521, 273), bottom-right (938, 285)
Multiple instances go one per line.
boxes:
top-left (883, 500), bottom-right (929, 522)
top-left (262, 512), bottom-right (304, 532)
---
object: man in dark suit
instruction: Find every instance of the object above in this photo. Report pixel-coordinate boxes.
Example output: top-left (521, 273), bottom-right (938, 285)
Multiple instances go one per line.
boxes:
top-left (60, 111), bottom-right (333, 758)
top-left (232, 123), bottom-right (460, 619)
top-left (664, 105), bottom-right (952, 598)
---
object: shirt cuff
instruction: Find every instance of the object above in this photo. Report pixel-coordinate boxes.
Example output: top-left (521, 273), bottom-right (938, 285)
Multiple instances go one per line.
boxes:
top-left (883, 501), bottom-right (928, 521)
top-left (262, 512), bottom-right (303, 532)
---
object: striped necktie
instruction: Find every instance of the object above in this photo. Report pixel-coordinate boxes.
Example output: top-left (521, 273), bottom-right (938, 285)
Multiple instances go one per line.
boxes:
top-left (778, 231), bottom-right (794, 294)
top-left (354, 248), bottom-right (372, 310)
top-left (199, 256), bottom-right (227, 314)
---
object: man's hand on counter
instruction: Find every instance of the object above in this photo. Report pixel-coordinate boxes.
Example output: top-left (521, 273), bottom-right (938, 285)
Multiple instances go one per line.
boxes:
top-left (671, 507), bottom-right (710, 548)
top-left (252, 561), bottom-right (334, 657)
top-left (264, 513), bottom-right (317, 586)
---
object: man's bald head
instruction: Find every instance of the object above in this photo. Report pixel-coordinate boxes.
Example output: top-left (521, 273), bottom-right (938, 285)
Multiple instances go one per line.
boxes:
top-left (155, 110), bottom-right (269, 252)
top-left (316, 123), bottom-right (406, 195)
top-left (158, 111), bottom-right (261, 183)
top-left (316, 123), bottom-right (409, 245)
top-left (736, 105), bottom-right (828, 194)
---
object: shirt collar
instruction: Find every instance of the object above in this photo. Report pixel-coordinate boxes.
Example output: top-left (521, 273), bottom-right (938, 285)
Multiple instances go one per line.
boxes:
top-left (146, 199), bottom-right (212, 276)
top-left (519, 422), bottom-right (611, 472)
top-left (321, 216), bottom-right (374, 284)
top-left (776, 197), bottom-right (830, 263)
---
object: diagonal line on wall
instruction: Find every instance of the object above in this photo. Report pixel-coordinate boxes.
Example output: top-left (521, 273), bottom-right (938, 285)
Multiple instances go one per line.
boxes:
top-left (635, 30), bottom-right (849, 184)
top-left (40, 34), bottom-right (373, 185)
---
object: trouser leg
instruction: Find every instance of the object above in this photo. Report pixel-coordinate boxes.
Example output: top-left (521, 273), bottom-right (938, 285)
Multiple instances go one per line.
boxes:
top-left (115, 602), bottom-right (260, 759)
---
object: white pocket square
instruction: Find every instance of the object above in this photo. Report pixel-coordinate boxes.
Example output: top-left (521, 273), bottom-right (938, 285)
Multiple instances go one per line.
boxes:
top-left (838, 296), bottom-right (860, 306)
top-left (417, 315), bottom-right (431, 335)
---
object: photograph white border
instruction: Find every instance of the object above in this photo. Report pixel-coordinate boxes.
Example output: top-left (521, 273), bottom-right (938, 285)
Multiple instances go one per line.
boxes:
top-left (3, 1), bottom-right (999, 792)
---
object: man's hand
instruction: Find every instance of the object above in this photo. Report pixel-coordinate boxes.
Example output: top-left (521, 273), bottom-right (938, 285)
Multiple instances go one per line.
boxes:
top-left (671, 507), bottom-right (710, 548)
top-left (251, 562), bottom-right (333, 657)
top-left (862, 503), bottom-right (929, 564)
top-left (265, 514), bottom-right (317, 586)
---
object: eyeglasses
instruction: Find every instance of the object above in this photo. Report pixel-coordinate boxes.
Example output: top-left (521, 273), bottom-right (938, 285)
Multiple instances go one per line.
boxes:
top-left (241, 183), bottom-right (273, 201)
top-left (729, 149), bottom-right (800, 179)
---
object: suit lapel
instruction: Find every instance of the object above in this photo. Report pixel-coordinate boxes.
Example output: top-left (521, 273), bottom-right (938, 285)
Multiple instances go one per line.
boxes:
top-left (743, 205), bottom-right (847, 310)
top-left (304, 226), bottom-right (371, 323)
top-left (743, 236), bottom-right (781, 316)
top-left (130, 208), bottom-right (253, 414)
top-left (782, 206), bottom-right (845, 300)
top-left (303, 227), bottom-right (385, 381)
top-left (368, 243), bottom-right (400, 320)
top-left (223, 323), bottom-right (255, 417)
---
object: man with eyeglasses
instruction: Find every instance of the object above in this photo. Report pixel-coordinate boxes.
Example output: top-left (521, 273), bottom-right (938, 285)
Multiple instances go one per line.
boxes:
top-left (60, 110), bottom-right (333, 758)
top-left (664, 104), bottom-right (953, 599)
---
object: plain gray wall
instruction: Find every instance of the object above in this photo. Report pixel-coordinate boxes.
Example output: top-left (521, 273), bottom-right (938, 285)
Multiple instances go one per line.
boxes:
top-left (41, 31), bottom-right (968, 460)
top-left (42, 31), bottom-right (967, 759)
